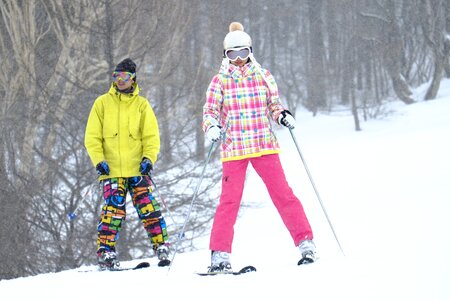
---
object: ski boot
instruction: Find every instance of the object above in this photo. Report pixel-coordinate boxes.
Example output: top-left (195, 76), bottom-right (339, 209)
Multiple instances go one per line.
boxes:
top-left (207, 251), bottom-right (232, 273)
top-left (298, 239), bottom-right (316, 265)
top-left (98, 251), bottom-right (120, 271)
top-left (156, 244), bottom-right (171, 267)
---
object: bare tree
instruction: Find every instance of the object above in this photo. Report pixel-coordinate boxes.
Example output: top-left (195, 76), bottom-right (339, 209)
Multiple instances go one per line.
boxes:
top-left (2, 0), bottom-right (450, 279)
top-left (305, 0), bottom-right (327, 115)
top-left (420, 0), bottom-right (449, 100)
top-left (369, 0), bottom-right (414, 104)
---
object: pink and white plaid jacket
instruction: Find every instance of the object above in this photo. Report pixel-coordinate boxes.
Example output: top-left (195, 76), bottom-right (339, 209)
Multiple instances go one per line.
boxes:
top-left (203, 62), bottom-right (286, 162)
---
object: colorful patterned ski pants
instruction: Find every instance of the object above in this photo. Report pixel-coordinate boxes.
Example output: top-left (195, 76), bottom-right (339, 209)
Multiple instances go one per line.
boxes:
top-left (97, 176), bottom-right (168, 254)
top-left (210, 154), bottom-right (314, 253)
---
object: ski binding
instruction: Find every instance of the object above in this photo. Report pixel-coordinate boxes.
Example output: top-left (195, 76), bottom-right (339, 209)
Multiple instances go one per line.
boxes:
top-left (196, 265), bottom-right (256, 276)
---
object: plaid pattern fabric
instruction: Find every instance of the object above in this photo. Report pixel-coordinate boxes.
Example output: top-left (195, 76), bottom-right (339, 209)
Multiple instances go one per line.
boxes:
top-left (203, 62), bottom-right (286, 161)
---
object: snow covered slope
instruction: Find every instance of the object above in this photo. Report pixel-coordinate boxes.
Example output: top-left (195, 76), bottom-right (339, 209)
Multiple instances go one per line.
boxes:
top-left (1, 80), bottom-right (449, 300)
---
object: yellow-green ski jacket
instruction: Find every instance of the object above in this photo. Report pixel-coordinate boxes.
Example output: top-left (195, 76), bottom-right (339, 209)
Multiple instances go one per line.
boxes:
top-left (84, 83), bottom-right (160, 180)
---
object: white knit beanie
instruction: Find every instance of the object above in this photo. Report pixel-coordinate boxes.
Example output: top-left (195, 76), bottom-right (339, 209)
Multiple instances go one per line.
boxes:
top-left (223, 22), bottom-right (252, 50)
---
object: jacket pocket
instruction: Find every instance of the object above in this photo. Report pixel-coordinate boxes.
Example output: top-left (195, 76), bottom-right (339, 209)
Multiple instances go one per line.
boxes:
top-left (128, 115), bottom-right (142, 161)
top-left (102, 132), bottom-right (119, 164)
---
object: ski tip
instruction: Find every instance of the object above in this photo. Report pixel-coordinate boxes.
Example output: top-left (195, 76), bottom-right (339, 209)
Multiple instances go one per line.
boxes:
top-left (157, 259), bottom-right (171, 267)
top-left (134, 262), bottom-right (151, 269)
top-left (239, 265), bottom-right (256, 273)
top-left (110, 261), bottom-right (151, 271)
top-left (297, 257), bottom-right (315, 266)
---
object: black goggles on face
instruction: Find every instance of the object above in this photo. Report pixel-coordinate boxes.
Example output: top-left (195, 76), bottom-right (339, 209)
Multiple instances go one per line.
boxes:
top-left (225, 47), bottom-right (251, 61)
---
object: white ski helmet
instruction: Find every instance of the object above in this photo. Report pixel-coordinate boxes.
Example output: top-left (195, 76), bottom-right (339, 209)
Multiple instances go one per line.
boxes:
top-left (223, 22), bottom-right (252, 50)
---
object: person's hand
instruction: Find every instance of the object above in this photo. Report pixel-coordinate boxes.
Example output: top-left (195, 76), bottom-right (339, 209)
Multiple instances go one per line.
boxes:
top-left (278, 110), bottom-right (295, 129)
top-left (139, 157), bottom-right (153, 176)
top-left (206, 125), bottom-right (222, 142)
top-left (96, 160), bottom-right (110, 175)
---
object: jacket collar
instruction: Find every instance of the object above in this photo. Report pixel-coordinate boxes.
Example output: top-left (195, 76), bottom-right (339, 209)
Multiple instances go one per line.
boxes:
top-left (221, 62), bottom-right (255, 79)
top-left (108, 83), bottom-right (140, 100)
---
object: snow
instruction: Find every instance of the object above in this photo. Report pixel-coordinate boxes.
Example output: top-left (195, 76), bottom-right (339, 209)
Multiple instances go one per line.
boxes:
top-left (1, 80), bottom-right (450, 300)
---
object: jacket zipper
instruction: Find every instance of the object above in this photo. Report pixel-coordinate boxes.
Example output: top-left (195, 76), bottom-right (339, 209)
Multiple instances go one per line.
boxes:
top-left (118, 93), bottom-right (122, 176)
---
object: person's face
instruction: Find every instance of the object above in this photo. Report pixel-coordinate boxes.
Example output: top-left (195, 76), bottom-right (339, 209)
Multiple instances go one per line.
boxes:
top-left (230, 57), bottom-right (249, 67)
top-left (112, 71), bottom-right (135, 90)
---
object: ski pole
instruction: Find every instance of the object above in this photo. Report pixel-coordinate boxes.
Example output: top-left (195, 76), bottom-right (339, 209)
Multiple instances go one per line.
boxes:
top-left (167, 141), bottom-right (217, 273)
top-left (149, 177), bottom-right (181, 234)
top-left (289, 129), bottom-right (345, 255)
top-left (67, 181), bottom-right (100, 220)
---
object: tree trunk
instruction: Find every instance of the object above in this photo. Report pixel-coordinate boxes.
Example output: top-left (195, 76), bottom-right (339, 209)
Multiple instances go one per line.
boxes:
top-left (424, 58), bottom-right (444, 100)
top-left (351, 88), bottom-right (361, 131)
top-left (306, 0), bottom-right (327, 114)
top-left (421, 0), bottom-right (447, 100)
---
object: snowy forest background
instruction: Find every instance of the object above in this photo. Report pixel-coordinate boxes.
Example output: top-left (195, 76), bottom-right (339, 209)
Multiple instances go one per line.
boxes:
top-left (1, 0), bottom-right (449, 280)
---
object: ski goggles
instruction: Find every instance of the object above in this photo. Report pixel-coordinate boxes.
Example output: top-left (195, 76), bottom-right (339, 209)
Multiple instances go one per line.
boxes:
top-left (225, 47), bottom-right (251, 61)
top-left (112, 71), bottom-right (135, 82)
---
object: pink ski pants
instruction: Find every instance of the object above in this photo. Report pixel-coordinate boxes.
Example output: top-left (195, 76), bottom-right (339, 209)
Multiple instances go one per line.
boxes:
top-left (209, 154), bottom-right (313, 252)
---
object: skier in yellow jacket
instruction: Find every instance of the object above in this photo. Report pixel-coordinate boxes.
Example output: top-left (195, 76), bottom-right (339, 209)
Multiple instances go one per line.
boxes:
top-left (84, 58), bottom-right (169, 270)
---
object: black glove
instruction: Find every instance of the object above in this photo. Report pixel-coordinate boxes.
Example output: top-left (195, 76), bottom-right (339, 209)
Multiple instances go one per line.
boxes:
top-left (139, 157), bottom-right (153, 176)
top-left (96, 160), bottom-right (110, 175)
top-left (278, 110), bottom-right (295, 129)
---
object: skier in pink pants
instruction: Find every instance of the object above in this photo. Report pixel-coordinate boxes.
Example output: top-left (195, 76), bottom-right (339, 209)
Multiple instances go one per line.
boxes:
top-left (202, 22), bottom-right (316, 273)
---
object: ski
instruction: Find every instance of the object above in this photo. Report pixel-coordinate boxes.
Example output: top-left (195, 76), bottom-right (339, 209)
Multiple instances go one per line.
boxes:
top-left (157, 259), bottom-right (171, 267)
top-left (297, 252), bottom-right (315, 266)
top-left (109, 261), bottom-right (151, 271)
top-left (78, 261), bottom-right (151, 273)
top-left (196, 265), bottom-right (256, 276)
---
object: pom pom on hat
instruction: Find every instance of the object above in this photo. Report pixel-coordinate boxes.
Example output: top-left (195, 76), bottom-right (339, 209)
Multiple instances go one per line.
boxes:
top-left (223, 22), bottom-right (252, 50)
top-left (229, 22), bottom-right (244, 32)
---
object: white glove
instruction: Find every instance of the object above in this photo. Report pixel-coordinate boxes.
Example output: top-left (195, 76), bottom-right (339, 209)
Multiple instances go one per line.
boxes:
top-left (206, 125), bottom-right (222, 142)
top-left (278, 110), bottom-right (295, 129)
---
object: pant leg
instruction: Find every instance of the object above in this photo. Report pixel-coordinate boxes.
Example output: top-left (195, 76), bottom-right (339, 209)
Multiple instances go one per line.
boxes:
top-left (97, 177), bottom-right (127, 254)
top-left (251, 154), bottom-right (313, 246)
top-left (129, 176), bottom-right (168, 250)
top-left (209, 159), bottom-right (249, 253)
